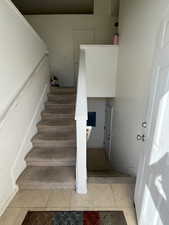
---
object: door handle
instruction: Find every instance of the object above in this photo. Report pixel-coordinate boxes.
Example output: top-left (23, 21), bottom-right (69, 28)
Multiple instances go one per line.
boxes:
top-left (137, 134), bottom-right (145, 142)
top-left (142, 122), bottom-right (147, 128)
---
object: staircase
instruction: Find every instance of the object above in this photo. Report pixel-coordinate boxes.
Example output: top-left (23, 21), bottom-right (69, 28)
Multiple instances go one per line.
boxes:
top-left (17, 87), bottom-right (76, 190)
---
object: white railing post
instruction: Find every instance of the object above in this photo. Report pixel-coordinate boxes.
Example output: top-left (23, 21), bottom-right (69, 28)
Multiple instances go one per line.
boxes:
top-left (76, 119), bottom-right (87, 194)
top-left (75, 49), bottom-right (88, 194)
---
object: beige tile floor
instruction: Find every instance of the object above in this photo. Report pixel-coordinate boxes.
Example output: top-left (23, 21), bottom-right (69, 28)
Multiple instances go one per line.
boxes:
top-left (0, 184), bottom-right (137, 225)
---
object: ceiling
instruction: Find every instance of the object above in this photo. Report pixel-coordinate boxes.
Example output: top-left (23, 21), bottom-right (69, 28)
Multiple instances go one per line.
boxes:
top-left (11, 0), bottom-right (94, 14)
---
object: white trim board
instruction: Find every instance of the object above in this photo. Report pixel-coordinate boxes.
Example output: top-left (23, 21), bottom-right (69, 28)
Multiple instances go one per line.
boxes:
top-left (12, 83), bottom-right (49, 184)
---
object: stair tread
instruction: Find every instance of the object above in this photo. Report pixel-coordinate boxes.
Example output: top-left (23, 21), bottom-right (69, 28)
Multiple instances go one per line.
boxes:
top-left (48, 92), bottom-right (76, 96)
top-left (32, 132), bottom-right (75, 141)
top-left (88, 170), bottom-right (131, 177)
top-left (43, 108), bottom-right (75, 114)
top-left (38, 119), bottom-right (75, 127)
top-left (45, 104), bottom-right (75, 110)
top-left (47, 100), bottom-right (75, 104)
top-left (50, 87), bottom-right (75, 93)
top-left (45, 102), bottom-right (75, 109)
top-left (26, 147), bottom-right (76, 162)
top-left (17, 166), bottom-right (75, 189)
top-left (47, 99), bottom-right (75, 104)
top-left (48, 94), bottom-right (76, 99)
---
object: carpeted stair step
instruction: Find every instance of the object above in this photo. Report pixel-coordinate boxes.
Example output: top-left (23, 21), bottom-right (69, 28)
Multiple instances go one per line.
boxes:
top-left (88, 176), bottom-right (135, 184)
top-left (32, 133), bottom-right (76, 148)
top-left (25, 147), bottom-right (76, 167)
top-left (48, 93), bottom-right (76, 102)
top-left (37, 119), bottom-right (75, 133)
top-left (45, 102), bottom-right (75, 110)
top-left (50, 87), bottom-right (75, 94)
top-left (49, 91), bottom-right (76, 96)
top-left (47, 98), bottom-right (75, 104)
top-left (42, 108), bottom-right (74, 120)
top-left (17, 166), bottom-right (75, 190)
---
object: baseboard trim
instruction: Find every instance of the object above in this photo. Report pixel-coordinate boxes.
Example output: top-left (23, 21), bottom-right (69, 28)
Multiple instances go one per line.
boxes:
top-left (0, 84), bottom-right (49, 216)
top-left (11, 83), bottom-right (49, 187)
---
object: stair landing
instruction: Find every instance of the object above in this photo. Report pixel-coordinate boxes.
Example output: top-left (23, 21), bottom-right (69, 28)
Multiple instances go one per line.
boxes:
top-left (88, 149), bottom-right (135, 184)
top-left (25, 147), bottom-right (76, 167)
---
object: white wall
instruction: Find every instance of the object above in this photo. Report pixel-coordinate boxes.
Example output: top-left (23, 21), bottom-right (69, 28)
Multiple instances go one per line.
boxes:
top-left (111, 0), bottom-right (169, 175)
top-left (0, 58), bottom-right (49, 215)
top-left (94, 0), bottom-right (112, 16)
top-left (83, 45), bottom-right (118, 97)
top-left (87, 99), bottom-right (106, 148)
top-left (0, 0), bottom-right (47, 121)
top-left (25, 0), bottom-right (114, 87)
top-left (0, 0), bottom-right (49, 215)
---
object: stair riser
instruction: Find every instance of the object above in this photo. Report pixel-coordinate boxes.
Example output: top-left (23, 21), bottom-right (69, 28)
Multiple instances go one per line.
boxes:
top-left (50, 87), bottom-right (75, 94)
top-left (42, 113), bottom-right (74, 120)
top-left (32, 140), bottom-right (76, 148)
top-left (50, 91), bottom-right (76, 95)
top-left (45, 104), bottom-right (75, 110)
top-left (38, 126), bottom-right (75, 133)
top-left (88, 177), bottom-right (135, 184)
top-left (26, 160), bottom-right (76, 167)
top-left (18, 183), bottom-right (75, 190)
top-left (43, 109), bottom-right (74, 114)
top-left (48, 100), bottom-right (75, 104)
top-left (48, 95), bottom-right (75, 101)
top-left (50, 91), bottom-right (75, 95)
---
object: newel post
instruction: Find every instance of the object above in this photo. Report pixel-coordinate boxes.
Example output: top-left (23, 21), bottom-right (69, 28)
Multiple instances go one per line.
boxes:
top-left (76, 117), bottom-right (87, 194)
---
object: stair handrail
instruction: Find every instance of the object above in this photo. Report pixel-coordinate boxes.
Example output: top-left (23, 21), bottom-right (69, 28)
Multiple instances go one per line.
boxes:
top-left (75, 48), bottom-right (88, 194)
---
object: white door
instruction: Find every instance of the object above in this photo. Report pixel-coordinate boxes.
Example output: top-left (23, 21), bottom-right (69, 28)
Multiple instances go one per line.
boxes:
top-left (73, 29), bottom-right (95, 85)
top-left (135, 8), bottom-right (169, 225)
